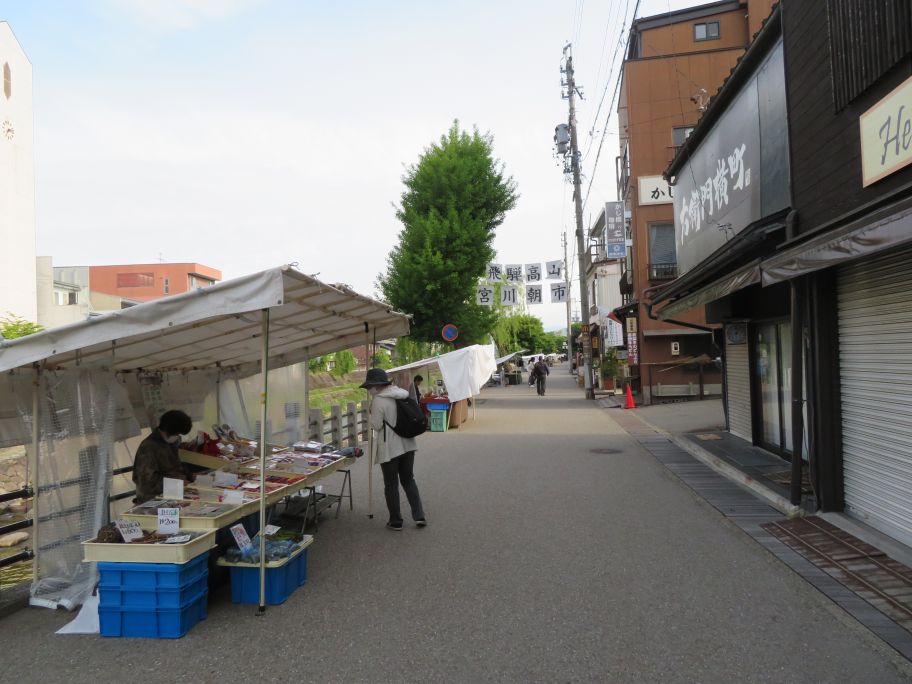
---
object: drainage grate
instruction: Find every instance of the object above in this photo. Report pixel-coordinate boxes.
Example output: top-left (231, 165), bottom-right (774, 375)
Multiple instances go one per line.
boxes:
top-left (762, 516), bottom-right (912, 632)
top-left (589, 448), bottom-right (621, 454)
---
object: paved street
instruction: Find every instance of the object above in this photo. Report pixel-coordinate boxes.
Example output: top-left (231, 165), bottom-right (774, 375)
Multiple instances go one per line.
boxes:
top-left (1, 365), bottom-right (909, 683)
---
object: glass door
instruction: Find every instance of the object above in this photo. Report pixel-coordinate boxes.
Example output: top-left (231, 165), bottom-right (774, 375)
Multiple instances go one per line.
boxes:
top-left (753, 320), bottom-right (792, 455)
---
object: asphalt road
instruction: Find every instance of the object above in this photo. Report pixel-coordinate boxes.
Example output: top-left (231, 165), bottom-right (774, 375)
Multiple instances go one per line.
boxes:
top-left (1, 365), bottom-right (909, 683)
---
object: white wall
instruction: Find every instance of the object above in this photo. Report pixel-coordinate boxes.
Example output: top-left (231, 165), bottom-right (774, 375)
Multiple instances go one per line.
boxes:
top-left (0, 23), bottom-right (36, 323)
top-left (36, 257), bottom-right (87, 328)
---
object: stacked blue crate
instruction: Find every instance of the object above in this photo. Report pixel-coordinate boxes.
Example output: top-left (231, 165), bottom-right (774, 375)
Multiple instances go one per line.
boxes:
top-left (220, 543), bottom-right (309, 605)
top-left (97, 553), bottom-right (209, 638)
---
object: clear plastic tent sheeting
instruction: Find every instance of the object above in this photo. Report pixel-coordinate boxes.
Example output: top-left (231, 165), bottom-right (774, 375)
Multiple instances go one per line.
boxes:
top-left (16, 365), bottom-right (139, 610)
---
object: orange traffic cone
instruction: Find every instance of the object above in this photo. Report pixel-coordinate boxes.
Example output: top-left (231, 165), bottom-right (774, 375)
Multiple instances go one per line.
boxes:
top-left (624, 384), bottom-right (636, 410)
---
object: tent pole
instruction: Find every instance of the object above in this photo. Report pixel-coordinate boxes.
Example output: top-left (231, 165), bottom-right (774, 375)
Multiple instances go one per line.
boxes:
top-left (29, 366), bottom-right (40, 584)
top-left (215, 363), bottom-right (221, 424)
top-left (302, 353), bottom-right (309, 444)
top-left (257, 308), bottom-right (270, 615)
top-left (365, 327), bottom-right (373, 519)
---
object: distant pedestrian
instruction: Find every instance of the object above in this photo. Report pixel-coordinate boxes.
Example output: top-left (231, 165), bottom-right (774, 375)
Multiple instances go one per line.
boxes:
top-left (361, 368), bottom-right (427, 531)
top-left (412, 374), bottom-right (424, 402)
top-left (534, 357), bottom-right (550, 396)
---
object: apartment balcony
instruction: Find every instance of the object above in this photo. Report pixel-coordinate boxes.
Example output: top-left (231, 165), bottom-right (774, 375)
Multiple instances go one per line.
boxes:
top-left (620, 269), bottom-right (633, 296)
top-left (648, 263), bottom-right (678, 281)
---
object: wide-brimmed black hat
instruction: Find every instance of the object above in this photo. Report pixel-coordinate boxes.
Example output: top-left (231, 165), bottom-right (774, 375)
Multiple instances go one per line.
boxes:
top-left (360, 368), bottom-right (392, 388)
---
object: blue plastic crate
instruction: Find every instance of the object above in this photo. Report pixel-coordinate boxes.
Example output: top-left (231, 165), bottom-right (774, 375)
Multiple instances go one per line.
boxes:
top-left (98, 564), bottom-right (208, 610)
top-left (99, 588), bottom-right (208, 638)
top-left (97, 553), bottom-right (208, 591)
top-left (228, 548), bottom-right (308, 605)
top-left (425, 402), bottom-right (449, 411)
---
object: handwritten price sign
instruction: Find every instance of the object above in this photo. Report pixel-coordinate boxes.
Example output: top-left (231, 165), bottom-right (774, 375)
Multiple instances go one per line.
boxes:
top-left (157, 507), bottom-right (180, 534)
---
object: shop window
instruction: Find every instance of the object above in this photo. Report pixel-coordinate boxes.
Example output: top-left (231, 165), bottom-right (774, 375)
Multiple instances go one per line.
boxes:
top-left (694, 21), bottom-right (720, 41)
top-left (117, 272), bottom-right (154, 288)
top-left (163, 277), bottom-right (170, 294)
top-left (648, 223), bottom-right (677, 280)
top-left (672, 126), bottom-right (695, 148)
top-left (54, 290), bottom-right (77, 306)
top-left (754, 321), bottom-right (793, 454)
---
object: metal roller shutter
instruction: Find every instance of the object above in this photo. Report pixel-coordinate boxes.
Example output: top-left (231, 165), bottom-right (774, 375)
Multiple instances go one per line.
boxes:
top-left (725, 332), bottom-right (752, 442)
top-left (838, 243), bottom-right (912, 546)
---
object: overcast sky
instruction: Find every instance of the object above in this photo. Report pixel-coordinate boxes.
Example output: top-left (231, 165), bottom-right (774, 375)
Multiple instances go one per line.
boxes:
top-left (4, 0), bottom-right (696, 331)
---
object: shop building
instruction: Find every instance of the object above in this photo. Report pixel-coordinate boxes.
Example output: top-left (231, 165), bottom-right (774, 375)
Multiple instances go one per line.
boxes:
top-left (653, 0), bottom-right (912, 547)
top-left (616, 0), bottom-right (775, 403)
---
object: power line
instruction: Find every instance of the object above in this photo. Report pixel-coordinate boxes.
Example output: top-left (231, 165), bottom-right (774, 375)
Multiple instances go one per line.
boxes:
top-left (582, 0), bottom-right (641, 209)
top-left (583, 0), bottom-right (631, 159)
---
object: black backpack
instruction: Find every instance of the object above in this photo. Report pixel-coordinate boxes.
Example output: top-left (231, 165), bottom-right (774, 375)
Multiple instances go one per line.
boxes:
top-left (386, 396), bottom-right (428, 438)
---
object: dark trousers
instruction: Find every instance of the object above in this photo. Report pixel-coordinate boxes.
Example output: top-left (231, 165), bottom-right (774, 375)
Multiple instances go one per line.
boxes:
top-left (380, 451), bottom-right (425, 524)
top-left (536, 374), bottom-right (547, 396)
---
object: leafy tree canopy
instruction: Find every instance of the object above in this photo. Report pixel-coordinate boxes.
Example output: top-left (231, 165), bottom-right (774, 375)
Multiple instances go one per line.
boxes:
top-left (329, 349), bottom-right (357, 377)
top-left (0, 313), bottom-right (43, 340)
top-left (379, 121), bottom-right (518, 346)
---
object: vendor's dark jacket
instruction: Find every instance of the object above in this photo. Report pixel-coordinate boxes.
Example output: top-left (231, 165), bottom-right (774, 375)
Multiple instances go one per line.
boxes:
top-left (132, 430), bottom-right (186, 503)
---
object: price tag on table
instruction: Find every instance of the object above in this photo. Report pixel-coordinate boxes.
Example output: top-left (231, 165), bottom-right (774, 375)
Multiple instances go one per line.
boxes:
top-left (229, 523), bottom-right (253, 551)
top-left (113, 519), bottom-right (144, 542)
top-left (223, 489), bottom-right (245, 504)
top-left (162, 534), bottom-right (192, 544)
top-left (264, 524), bottom-right (281, 537)
top-left (214, 470), bottom-right (239, 487)
top-left (163, 477), bottom-right (184, 500)
top-left (194, 473), bottom-right (214, 488)
top-left (157, 507), bottom-right (180, 535)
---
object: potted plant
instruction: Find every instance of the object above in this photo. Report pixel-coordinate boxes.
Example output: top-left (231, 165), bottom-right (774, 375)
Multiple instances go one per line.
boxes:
top-left (600, 348), bottom-right (620, 391)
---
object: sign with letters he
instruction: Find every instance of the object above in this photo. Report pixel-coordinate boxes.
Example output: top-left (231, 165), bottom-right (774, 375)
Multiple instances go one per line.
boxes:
top-left (860, 74), bottom-right (912, 187)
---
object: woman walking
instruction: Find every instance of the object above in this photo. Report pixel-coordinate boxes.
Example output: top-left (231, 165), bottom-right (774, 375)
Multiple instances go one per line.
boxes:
top-left (362, 368), bottom-right (427, 531)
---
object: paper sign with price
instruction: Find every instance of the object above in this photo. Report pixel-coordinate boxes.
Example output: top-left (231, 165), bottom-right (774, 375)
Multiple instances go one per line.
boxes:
top-left (113, 519), bottom-right (144, 542)
top-left (230, 523), bottom-right (253, 551)
top-left (157, 507), bottom-right (180, 534)
top-left (264, 524), bottom-right (281, 536)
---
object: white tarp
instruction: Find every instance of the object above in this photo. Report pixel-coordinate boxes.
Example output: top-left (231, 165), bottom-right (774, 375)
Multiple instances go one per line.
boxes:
top-left (389, 344), bottom-right (496, 403)
top-left (0, 266), bottom-right (410, 376)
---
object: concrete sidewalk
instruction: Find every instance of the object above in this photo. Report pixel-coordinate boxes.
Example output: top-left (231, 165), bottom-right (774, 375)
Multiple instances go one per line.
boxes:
top-left (630, 399), bottom-right (801, 516)
top-left (0, 367), bottom-right (908, 683)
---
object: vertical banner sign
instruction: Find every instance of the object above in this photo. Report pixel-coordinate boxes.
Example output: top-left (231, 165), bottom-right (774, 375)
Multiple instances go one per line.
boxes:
top-left (501, 286), bottom-right (518, 306)
top-left (487, 263), bottom-right (503, 281)
top-left (526, 284), bottom-right (543, 305)
top-left (505, 264), bottom-right (523, 283)
top-left (546, 260), bottom-right (563, 279)
top-left (604, 201), bottom-right (626, 259)
top-left (550, 282), bottom-right (568, 304)
top-left (525, 263), bottom-right (542, 282)
top-left (476, 285), bottom-right (494, 306)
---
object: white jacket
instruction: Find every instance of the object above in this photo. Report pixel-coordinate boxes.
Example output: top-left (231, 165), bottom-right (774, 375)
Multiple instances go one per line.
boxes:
top-left (370, 385), bottom-right (418, 465)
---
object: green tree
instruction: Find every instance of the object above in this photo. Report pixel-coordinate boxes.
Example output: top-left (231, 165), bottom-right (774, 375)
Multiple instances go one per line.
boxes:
top-left (0, 313), bottom-right (43, 340)
top-left (379, 121), bottom-right (518, 346)
top-left (492, 314), bottom-right (547, 354)
top-left (308, 356), bottom-right (328, 373)
top-left (329, 349), bottom-right (357, 377)
top-left (371, 348), bottom-right (393, 369)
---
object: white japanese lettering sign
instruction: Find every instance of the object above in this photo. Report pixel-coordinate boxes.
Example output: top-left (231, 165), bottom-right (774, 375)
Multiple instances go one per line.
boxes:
top-left (230, 523), bottom-right (253, 551)
top-left (476, 285), bottom-right (494, 306)
top-left (526, 284), bottom-right (543, 305)
top-left (550, 282), bottom-right (568, 304)
top-left (525, 263), bottom-right (542, 282)
top-left (157, 507), bottom-right (180, 535)
top-left (546, 260), bottom-right (563, 280)
top-left (504, 264), bottom-right (523, 283)
top-left (486, 263), bottom-right (503, 282)
top-left (500, 286), bottom-right (518, 306)
top-left (113, 519), bottom-right (144, 542)
top-left (637, 176), bottom-right (674, 206)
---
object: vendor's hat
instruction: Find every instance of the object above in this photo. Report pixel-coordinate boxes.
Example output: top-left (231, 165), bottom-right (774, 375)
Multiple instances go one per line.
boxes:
top-left (360, 368), bottom-right (392, 388)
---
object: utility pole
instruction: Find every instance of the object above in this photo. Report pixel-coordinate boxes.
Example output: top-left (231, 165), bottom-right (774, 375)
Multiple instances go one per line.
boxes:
top-left (563, 231), bottom-right (574, 374)
top-left (562, 44), bottom-right (595, 399)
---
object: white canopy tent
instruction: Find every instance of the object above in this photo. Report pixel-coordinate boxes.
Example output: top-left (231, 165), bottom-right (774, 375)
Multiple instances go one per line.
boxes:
top-left (0, 266), bottom-right (410, 611)
top-left (388, 344), bottom-right (497, 404)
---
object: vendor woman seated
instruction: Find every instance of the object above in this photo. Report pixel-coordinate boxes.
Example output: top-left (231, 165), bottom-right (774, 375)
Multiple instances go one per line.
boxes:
top-left (132, 409), bottom-right (195, 504)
